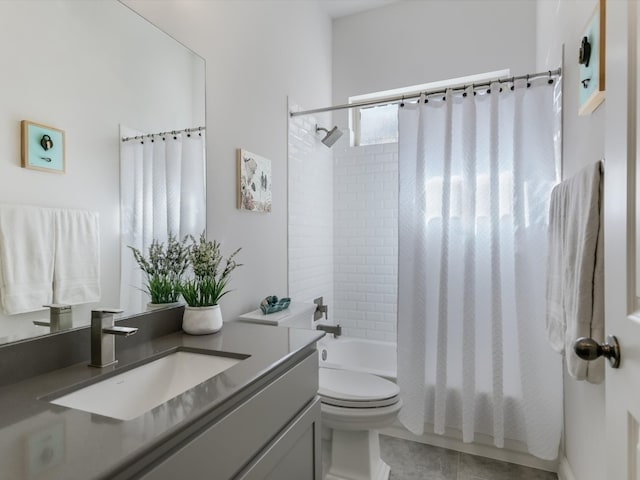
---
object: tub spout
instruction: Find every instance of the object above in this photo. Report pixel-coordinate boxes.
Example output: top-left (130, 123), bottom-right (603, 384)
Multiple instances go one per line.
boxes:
top-left (316, 323), bottom-right (342, 338)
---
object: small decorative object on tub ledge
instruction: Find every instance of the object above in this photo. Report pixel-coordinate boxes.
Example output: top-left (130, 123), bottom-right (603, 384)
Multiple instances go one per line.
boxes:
top-left (179, 233), bottom-right (242, 335)
top-left (260, 296), bottom-right (291, 314)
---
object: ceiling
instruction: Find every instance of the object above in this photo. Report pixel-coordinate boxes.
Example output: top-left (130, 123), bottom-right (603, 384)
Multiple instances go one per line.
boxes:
top-left (317, 0), bottom-right (401, 19)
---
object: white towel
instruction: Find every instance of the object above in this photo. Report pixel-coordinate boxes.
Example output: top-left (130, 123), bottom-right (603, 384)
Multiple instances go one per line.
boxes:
top-left (0, 204), bottom-right (55, 314)
top-left (53, 209), bottom-right (101, 305)
top-left (545, 161), bottom-right (604, 383)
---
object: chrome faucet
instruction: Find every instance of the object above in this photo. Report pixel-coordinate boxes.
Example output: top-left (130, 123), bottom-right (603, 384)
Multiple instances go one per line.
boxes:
top-left (90, 309), bottom-right (138, 368)
top-left (34, 304), bottom-right (73, 332)
top-left (316, 323), bottom-right (342, 338)
top-left (313, 296), bottom-right (339, 337)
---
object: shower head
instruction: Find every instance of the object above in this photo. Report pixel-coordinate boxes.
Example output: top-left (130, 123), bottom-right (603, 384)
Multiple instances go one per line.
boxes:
top-left (316, 124), bottom-right (344, 148)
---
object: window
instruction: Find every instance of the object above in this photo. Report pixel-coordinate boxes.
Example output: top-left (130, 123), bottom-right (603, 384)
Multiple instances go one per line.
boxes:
top-left (349, 70), bottom-right (510, 146)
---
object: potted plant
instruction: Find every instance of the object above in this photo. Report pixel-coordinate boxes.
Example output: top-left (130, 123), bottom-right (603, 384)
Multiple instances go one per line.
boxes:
top-left (129, 233), bottom-right (189, 309)
top-left (180, 233), bottom-right (242, 334)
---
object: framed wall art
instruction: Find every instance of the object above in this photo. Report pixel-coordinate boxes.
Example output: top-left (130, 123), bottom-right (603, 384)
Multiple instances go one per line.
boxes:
top-left (578, 0), bottom-right (605, 115)
top-left (237, 148), bottom-right (272, 213)
top-left (21, 120), bottom-right (66, 173)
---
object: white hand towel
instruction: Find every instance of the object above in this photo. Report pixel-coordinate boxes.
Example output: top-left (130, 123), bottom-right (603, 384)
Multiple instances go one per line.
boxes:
top-left (53, 209), bottom-right (101, 305)
top-left (0, 204), bottom-right (55, 314)
top-left (545, 161), bottom-right (604, 383)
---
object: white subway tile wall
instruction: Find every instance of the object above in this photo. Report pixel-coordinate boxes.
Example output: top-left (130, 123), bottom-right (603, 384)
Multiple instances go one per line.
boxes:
top-left (333, 143), bottom-right (398, 341)
top-left (288, 113), bottom-right (398, 339)
top-left (288, 109), bottom-right (334, 309)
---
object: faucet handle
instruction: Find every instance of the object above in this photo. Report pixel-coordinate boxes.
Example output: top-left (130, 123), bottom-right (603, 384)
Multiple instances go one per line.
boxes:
top-left (102, 325), bottom-right (138, 336)
top-left (313, 297), bottom-right (329, 321)
top-left (91, 308), bottom-right (124, 320)
top-left (43, 303), bottom-right (72, 314)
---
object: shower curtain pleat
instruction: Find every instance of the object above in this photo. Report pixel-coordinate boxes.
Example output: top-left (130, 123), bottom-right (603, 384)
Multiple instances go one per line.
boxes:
top-left (434, 91), bottom-right (453, 436)
top-left (488, 87), bottom-right (504, 448)
top-left (152, 140), bottom-right (168, 243)
top-left (120, 131), bottom-right (206, 314)
top-left (165, 137), bottom-right (182, 236)
top-left (397, 79), bottom-right (563, 460)
top-left (179, 134), bottom-right (207, 238)
top-left (398, 100), bottom-right (427, 433)
top-left (461, 88), bottom-right (477, 444)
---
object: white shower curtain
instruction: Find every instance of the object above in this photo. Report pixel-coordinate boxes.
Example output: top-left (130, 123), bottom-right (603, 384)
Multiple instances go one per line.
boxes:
top-left (119, 129), bottom-right (206, 314)
top-left (397, 79), bottom-right (562, 460)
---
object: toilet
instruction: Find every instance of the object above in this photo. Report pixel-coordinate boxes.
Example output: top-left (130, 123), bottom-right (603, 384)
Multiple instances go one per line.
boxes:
top-left (238, 303), bottom-right (402, 480)
top-left (319, 367), bottom-right (402, 480)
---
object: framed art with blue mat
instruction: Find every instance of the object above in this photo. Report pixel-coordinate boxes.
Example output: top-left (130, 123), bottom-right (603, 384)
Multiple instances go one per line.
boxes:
top-left (578, 0), bottom-right (605, 116)
top-left (21, 120), bottom-right (66, 173)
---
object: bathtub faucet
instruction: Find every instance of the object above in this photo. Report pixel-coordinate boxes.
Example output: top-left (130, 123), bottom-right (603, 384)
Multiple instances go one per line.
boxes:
top-left (314, 296), bottom-right (329, 321)
top-left (316, 323), bottom-right (342, 338)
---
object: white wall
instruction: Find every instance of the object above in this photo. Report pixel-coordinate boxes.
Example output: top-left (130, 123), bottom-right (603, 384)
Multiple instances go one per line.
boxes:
top-left (124, 0), bottom-right (333, 320)
top-left (332, 0), bottom-right (537, 127)
top-left (0, 1), bottom-right (200, 342)
top-left (536, 1), bottom-right (606, 479)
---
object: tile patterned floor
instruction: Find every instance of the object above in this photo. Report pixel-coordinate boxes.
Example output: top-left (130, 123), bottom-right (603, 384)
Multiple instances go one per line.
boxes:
top-left (379, 435), bottom-right (558, 480)
top-left (321, 435), bottom-right (557, 480)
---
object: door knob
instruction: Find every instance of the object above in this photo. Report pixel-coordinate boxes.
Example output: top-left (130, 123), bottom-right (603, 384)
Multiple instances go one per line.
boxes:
top-left (573, 335), bottom-right (620, 368)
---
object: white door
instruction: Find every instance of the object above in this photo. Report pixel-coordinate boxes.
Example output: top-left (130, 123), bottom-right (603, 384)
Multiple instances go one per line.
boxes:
top-left (605, 1), bottom-right (640, 478)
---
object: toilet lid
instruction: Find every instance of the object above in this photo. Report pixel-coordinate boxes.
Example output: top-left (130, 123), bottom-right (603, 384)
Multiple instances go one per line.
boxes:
top-left (319, 368), bottom-right (399, 407)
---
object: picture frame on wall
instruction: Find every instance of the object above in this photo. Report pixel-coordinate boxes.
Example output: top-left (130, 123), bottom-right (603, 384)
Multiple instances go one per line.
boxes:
top-left (578, 0), bottom-right (605, 115)
top-left (21, 120), bottom-right (66, 173)
top-left (236, 148), bottom-right (272, 213)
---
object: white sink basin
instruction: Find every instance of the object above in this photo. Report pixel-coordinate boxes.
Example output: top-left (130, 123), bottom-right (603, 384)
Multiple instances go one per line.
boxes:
top-left (50, 351), bottom-right (242, 420)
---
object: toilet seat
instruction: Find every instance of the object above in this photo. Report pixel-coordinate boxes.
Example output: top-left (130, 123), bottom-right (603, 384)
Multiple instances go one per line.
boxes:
top-left (319, 368), bottom-right (400, 408)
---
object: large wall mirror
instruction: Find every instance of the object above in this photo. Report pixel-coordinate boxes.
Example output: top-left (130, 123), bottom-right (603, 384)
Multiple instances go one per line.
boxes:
top-left (0, 1), bottom-right (206, 344)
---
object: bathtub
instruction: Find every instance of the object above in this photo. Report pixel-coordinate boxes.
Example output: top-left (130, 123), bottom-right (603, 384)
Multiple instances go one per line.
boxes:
top-left (317, 336), bottom-right (397, 381)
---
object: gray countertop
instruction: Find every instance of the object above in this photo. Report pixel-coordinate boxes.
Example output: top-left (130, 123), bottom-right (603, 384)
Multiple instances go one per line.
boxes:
top-left (0, 322), bottom-right (324, 480)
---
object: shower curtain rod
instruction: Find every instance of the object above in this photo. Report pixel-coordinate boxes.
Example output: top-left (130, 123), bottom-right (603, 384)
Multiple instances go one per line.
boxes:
top-left (290, 68), bottom-right (562, 117)
top-left (121, 126), bottom-right (205, 142)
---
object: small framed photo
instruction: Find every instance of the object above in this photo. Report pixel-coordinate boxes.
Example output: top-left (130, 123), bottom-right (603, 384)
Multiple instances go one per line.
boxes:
top-left (21, 120), bottom-right (66, 173)
top-left (237, 148), bottom-right (272, 213)
top-left (578, 0), bottom-right (605, 115)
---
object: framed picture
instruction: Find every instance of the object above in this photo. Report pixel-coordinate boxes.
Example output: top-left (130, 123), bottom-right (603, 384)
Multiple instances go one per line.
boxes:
top-left (237, 148), bottom-right (272, 213)
top-left (21, 120), bottom-right (66, 173)
top-left (578, 0), bottom-right (605, 115)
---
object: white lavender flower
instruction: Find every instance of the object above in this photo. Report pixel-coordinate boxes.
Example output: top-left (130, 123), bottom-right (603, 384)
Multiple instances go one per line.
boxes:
top-left (129, 233), bottom-right (189, 304)
top-left (180, 233), bottom-right (242, 307)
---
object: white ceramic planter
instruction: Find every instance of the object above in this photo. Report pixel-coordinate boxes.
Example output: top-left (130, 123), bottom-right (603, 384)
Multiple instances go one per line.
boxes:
top-left (182, 305), bottom-right (223, 335)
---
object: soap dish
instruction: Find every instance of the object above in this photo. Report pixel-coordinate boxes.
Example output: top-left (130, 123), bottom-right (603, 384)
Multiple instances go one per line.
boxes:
top-left (260, 296), bottom-right (291, 314)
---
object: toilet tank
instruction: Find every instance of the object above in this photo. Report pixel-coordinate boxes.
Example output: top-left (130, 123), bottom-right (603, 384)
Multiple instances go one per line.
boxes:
top-left (237, 302), bottom-right (316, 329)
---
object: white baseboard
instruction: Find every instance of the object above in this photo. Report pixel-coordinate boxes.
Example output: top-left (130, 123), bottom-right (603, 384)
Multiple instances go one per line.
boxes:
top-left (557, 455), bottom-right (576, 480)
top-left (381, 422), bottom-right (558, 473)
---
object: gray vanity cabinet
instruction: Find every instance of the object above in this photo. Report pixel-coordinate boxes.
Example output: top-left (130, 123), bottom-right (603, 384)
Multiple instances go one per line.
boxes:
top-left (139, 350), bottom-right (321, 480)
top-left (236, 397), bottom-right (321, 480)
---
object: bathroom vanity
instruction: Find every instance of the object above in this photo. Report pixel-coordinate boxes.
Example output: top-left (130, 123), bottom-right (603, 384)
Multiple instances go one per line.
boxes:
top-left (0, 319), bottom-right (324, 479)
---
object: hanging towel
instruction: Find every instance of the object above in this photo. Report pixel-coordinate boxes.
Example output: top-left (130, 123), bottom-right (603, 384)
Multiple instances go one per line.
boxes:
top-left (0, 204), bottom-right (55, 314)
top-left (545, 161), bottom-right (604, 383)
top-left (53, 209), bottom-right (101, 305)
